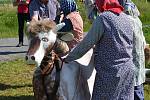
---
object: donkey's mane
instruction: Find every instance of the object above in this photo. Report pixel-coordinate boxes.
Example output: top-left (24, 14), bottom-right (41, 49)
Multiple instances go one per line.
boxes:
top-left (27, 19), bottom-right (56, 35)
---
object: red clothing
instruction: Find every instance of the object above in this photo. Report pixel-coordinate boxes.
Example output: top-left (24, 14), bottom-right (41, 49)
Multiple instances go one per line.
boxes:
top-left (95, 0), bottom-right (123, 14)
top-left (17, 0), bottom-right (30, 13)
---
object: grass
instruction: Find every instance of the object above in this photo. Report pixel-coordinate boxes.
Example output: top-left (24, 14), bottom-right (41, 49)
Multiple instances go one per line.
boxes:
top-left (143, 26), bottom-right (150, 44)
top-left (0, 59), bottom-right (150, 100)
top-left (133, 1), bottom-right (150, 25)
top-left (144, 84), bottom-right (150, 100)
top-left (0, 6), bottom-right (18, 38)
top-left (0, 59), bottom-right (35, 100)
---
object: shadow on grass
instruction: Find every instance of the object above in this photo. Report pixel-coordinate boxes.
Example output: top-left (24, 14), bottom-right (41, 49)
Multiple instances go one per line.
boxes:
top-left (0, 51), bottom-right (27, 55)
top-left (0, 46), bottom-right (17, 47)
top-left (0, 95), bottom-right (34, 100)
top-left (0, 45), bottom-right (28, 48)
top-left (0, 83), bottom-right (32, 91)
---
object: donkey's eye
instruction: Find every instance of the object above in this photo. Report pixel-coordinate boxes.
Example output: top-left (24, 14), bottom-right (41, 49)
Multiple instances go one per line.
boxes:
top-left (42, 37), bottom-right (49, 42)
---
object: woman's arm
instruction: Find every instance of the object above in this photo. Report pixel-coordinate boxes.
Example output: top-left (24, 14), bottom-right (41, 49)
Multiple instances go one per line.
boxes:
top-left (65, 15), bottom-right (104, 62)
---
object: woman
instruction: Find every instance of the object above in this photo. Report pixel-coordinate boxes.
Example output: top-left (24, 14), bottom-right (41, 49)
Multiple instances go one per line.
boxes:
top-left (29, 0), bottom-right (59, 21)
top-left (84, 0), bottom-right (97, 23)
top-left (64, 0), bottom-right (135, 99)
top-left (57, 0), bottom-right (84, 50)
top-left (118, 0), bottom-right (146, 100)
top-left (16, 0), bottom-right (31, 47)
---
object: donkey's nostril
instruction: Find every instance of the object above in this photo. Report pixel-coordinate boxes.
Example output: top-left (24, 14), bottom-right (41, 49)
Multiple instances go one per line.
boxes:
top-left (31, 56), bottom-right (35, 60)
top-left (25, 56), bottom-right (28, 60)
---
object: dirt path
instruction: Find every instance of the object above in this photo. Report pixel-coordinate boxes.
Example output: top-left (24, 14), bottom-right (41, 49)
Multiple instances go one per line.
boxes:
top-left (0, 37), bottom-right (29, 62)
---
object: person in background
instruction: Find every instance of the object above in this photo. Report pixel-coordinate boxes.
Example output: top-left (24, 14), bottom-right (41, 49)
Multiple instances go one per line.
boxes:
top-left (118, 0), bottom-right (147, 99)
top-left (84, 0), bottom-right (97, 23)
top-left (29, 0), bottom-right (60, 21)
top-left (64, 0), bottom-right (135, 99)
top-left (56, 0), bottom-right (84, 50)
top-left (16, 0), bottom-right (31, 47)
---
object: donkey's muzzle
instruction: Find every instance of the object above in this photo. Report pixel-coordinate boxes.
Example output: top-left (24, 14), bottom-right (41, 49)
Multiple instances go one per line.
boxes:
top-left (25, 55), bottom-right (36, 65)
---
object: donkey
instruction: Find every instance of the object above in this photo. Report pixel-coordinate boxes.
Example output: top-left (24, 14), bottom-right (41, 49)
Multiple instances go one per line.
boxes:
top-left (26, 19), bottom-right (96, 100)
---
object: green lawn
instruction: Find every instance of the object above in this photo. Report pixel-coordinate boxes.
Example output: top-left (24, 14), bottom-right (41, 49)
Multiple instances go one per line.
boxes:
top-left (0, 59), bottom-right (150, 100)
top-left (0, 59), bottom-right (35, 100)
top-left (0, 6), bottom-right (18, 38)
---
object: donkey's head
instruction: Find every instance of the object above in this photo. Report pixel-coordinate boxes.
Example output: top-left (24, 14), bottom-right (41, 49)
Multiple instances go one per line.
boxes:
top-left (25, 19), bottom-right (68, 66)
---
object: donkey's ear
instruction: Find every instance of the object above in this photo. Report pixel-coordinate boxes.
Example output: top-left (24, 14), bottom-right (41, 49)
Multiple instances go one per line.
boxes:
top-left (54, 22), bottom-right (65, 32)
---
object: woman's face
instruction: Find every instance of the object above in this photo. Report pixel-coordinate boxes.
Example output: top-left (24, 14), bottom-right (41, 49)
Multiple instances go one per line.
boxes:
top-left (40, 0), bottom-right (48, 4)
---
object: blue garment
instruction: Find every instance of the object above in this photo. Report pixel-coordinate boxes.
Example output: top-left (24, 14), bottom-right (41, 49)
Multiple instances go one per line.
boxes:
top-left (84, 0), bottom-right (97, 22)
top-left (118, 0), bottom-right (140, 17)
top-left (118, 0), bottom-right (132, 6)
top-left (29, 0), bottom-right (58, 20)
top-left (92, 12), bottom-right (135, 99)
top-left (60, 0), bottom-right (77, 15)
top-left (134, 84), bottom-right (144, 100)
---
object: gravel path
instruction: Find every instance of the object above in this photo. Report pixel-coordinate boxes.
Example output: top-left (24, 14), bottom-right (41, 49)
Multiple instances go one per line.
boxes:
top-left (0, 32), bottom-right (88, 62)
top-left (0, 37), bottom-right (29, 62)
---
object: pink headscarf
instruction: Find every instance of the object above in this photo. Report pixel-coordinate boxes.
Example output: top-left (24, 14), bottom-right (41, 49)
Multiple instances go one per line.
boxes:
top-left (96, 0), bottom-right (123, 14)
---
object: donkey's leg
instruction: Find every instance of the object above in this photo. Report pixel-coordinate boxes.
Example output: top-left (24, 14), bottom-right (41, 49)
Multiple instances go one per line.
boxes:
top-left (33, 67), bottom-right (47, 100)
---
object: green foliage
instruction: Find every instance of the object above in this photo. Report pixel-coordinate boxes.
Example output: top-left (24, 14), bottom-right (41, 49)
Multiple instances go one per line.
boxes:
top-left (77, 2), bottom-right (92, 32)
top-left (0, 0), bottom-right (12, 5)
top-left (143, 27), bottom-right (150, 44)
top-left (134, 1), bottom-right (150, 25)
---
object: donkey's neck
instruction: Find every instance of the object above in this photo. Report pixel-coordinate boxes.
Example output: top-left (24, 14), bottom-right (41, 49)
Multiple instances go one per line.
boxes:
top-left (53, 39), bottom-right (69, 57)
top-left (40, 52), bottom-right (56, 75)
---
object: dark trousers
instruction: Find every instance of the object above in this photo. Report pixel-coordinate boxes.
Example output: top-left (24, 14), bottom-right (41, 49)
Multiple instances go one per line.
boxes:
top-left (134, 84), bottom-right (144, 100)
top-left (17, 13), bottom-right (30, 43)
